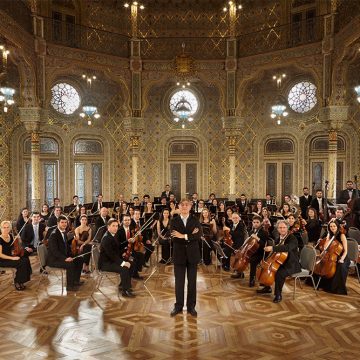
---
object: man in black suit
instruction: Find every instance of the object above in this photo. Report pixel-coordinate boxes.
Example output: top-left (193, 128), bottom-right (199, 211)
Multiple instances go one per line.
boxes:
top-left (337, 180), bottom-right (358, 204)
top-left (258, 220), bottom-right (301, 303)
top-left (49, 197), bottom-right (62, 214)
top-left (47, 215), bottom-right (84, 291)
top-left (94, 207), bottom-right (110, 234)
top-left (237, 194), bottom-right (248, 214)
top-left (170, 199), bottom-right (202, 317)
top-left (310, 189), bottom-right (326, 217)
top-left (91, 194), bottom-right (103, 214)
top-left (299, 187), bottom-right (313, 218)
top-left (222, 212), bottom-right (246, 274)
top-left (47, 206), bottom-right (62, 227)
top-left (161, 184), bottom-right (173, 201)
top-left (99, 218), bottom-right (134, 297)
top-left (191, 192), bottom-right (199, 212)
top-left (21, 212), bottom-right (46, 254)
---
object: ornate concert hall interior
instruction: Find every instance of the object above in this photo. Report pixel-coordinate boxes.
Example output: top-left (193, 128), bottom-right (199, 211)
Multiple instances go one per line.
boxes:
top-left (0, 0), bottom-right (359, 359)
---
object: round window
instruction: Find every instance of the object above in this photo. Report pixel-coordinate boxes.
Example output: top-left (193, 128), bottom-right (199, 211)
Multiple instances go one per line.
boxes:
top-left (287, 81), bottom-right (317, 113)
top-left (51, 83), bottom-right (81, 115)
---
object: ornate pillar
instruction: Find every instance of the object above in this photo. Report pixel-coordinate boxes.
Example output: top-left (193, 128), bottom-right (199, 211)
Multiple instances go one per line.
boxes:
top-left (19, 107), bottom-right (42, 211)
top-left (320, 106), bottom-right (349, 199)
top-left (124, 117), bottom-right (144, 197)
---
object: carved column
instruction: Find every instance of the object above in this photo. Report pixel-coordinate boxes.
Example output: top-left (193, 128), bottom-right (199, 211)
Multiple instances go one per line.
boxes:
top-left (223, 117), bottom-right (243, 200)
top-left (320, 106), bottom-right (349, 199)
top-left (124, 117), bottom-right (144, 197)
top-left (19, 107), bottom-right (42, 211)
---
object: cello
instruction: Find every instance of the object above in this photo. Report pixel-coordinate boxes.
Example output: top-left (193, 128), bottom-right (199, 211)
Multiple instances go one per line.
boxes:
top-left (256, 235), bottom-right (289, 287)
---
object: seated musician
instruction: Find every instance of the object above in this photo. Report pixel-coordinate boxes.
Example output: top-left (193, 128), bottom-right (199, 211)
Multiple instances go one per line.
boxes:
top-left (47, 206), bottom-right (62, 227)
top-left (74, 215), bottom-right (92, 274)
top-left (257, 220), bottom-right (301, 303)
top-left (49, 197), bottom-right (62, 213)
top-left (75, 206), bottom-right (87, 228)
top-left (248, 215), bottom-right (268, 287)
top-left (91, 194), bottom-right (103, 214)
top-left (157, 209), bottom-right (172, 264)
top-left (302, 207), bottom-right (322, 244)
top-left (119, 214), bottom-right (144, 280)
top-left (47, 215), bottom-right (84, 291)
top-left (261, 207), bottom-right (274, 235)
top-left (169, 201), bottom-right (180, 217)
top-left (99, 218), bottom-right (135, 297)
top-left (0, 220), bottom-right (32, 291)
top-left (254, 200), bottom-right (263, 215)
top-left (222, 212), bottom-right (246, 274)
top-left (16, 207), bottom-right (30, 233)
top-left (279, 203), bottom-right (292, 219)
top-left (94, 207), bottom-right (110, 235)
top-left (196, 200), bottom-right (206, 213)
top-left (287, 214), bottom-right (304, 251)
top-left (313, 219), bottom-right (350, 295)
top-left (21, 212), bottom-right (46, 254)
top-left (40, 203), bottom-right (50, 223)
top-left (199, 208), bottom-right (217, 265)
top-left (113, 194), bottom-right (126, 213)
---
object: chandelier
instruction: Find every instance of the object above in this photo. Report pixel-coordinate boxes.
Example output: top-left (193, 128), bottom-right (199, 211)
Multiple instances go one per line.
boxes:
top-left (0, 44), bottom-right (15, 113)
top-left (355, 85), bottom-right (360, 103)
top-left (173, 96), bottom-right (194, 128)
top-left (80, 73), bottom-right (100, 126)
top-left (270, 96), bottom-right (288, 125)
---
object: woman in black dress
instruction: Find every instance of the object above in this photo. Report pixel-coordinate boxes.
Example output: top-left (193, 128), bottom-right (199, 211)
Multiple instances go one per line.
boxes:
top-left (40, 204), bottom-right (50, 223)
top-left (315, 220), bottom-right (350, 295)
top-left (303, 207), bottom-right (322, 244)
top-left (157, 209), bottom-right (172, 263)
top-left (16, 207), bottom-right (30, 232)
top-left (74, 215), bottom-right (92, 274)
top-left (0, 220), bottom-right (32, 290)
top-left (199, 208), bottom-right (217, 265)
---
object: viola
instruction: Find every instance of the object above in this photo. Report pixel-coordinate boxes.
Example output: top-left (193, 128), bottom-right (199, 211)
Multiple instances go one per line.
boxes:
top-left (313, 235), bottom-right (343, 279)
top-left (71, 230), bottom-right (88, 257)
top-left (230, 232), bottom-right (260, 272)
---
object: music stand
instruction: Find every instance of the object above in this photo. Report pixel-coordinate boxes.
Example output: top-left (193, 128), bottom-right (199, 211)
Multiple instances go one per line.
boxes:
top-left (211, 240), bottom-right (227, 284)
top-left (92, 225), bottom-right (107, 244)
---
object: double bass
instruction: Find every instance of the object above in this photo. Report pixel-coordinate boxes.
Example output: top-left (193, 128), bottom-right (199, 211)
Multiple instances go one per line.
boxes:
top-left (256, 235), bottom-right (288, 287)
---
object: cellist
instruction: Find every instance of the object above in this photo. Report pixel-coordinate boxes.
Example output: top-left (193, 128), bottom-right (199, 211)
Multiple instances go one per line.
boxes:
top-left (257, 220), bottom-right (300, 303)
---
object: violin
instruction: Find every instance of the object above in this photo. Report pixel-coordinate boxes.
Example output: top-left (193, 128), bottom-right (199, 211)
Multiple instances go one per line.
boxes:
top-left (223, 229), bottom-right (233, 248)
top-left (11, 235), bottom-right (24, 257)
top-left (256, 235), bottom-right (289, 287)
top-left (132, 224), bottom-right (145, 253)
top-left (71, 230), bottom-right (88, 257)
top-left (298, 215), bottom-right (307, 233)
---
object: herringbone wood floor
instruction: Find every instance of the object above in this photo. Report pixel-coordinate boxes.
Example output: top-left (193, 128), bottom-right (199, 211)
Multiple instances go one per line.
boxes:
top-left (0, 255), bottom-right (359, 360)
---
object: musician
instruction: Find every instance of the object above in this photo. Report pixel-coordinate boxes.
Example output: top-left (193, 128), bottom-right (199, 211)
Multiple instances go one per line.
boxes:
top-left (99, 218), bottom-right (134, 297)
top-left (169, 193), bottom-right (177, 204)
top-left (337, 180), bottom-right (358, 205)
top-left (191, 192), bottom-right (199, 212)
top-left (287, 214), bottom-right (304, 251)
top-left (49, 197), bottom-right (62, 213)
top-left (161, 184), bottom-right (173, 201)
top-left (142, 206), bottom-right (157, 267)
top-left (157, 209), bottom-right (172, 263)
top-left (68, 195), bottom-right (81, 209)
top-left (75, 206), bottom-right (87, 228)
top-left (47, 206), bottom-right (62, 227)
top-left (238, 194), bottom-right (248, 214)
top-left (133, 196), bottom-right (141, 209)
top-left (199, 208), bottom-right (217, 265)
top-left (261, 207), bottom-right (273, 235)
top-left (47, 215), bottom-right (84, 291)
top-left (16, 207), bottom-right (30, 232)
top-left (0, 220), bottom-right (32, 291)
top-left (310, 189), bottom-right (326, 218)
top-left (284, 195), bottom-right (291, 204)
top-left (314, 220), bottom-right (350, 294)
top-left (113, 194), bottom-right (126, 213)
top-left (206, 193), bottom-right (216, 205)
top-left (248, 216), bottom-right (268, 287)
top-left (170, 199), bottom-right (202, 317)
top-left (264, 194), bottom-right (272, 207)
top-left (351, 197), bottom-right (360, 230)
top-left (141, 194), bottom-right (150, 206)
top-left (196, 200), bottom-right (206, 213)
top-left (118, 214), bottom-right (144, 280)
top-left (299, 187), bottom-right (313, 219)
top-left (279, 203), bottom-right (292, 219)
top-left (302, 207), bottom-right (322, 244)
top-left (94, 207), bottom-right (110, 234)
top-left (223, 212), bottom-right (246, 274)
top-left (40, 203), bottom-right (50, 223)
top-left (74, 215), bottom-right (92, 274)
top-left (224, 207), bottom-right (234, 228)
top-left (218, 201), bottom-right (226, 213)
top-left (21, 212), bottom-right (46, 254)
top-left (254, 200), bottom-right (263, 215)
top-left (258, 220), bottom-right (301, 303)
top-left (91, 194), bottom-right (103, 213)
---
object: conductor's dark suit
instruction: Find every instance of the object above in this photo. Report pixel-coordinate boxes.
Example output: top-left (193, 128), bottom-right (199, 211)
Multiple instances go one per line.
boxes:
top-left (47, 228), bottom-right (83, 287)
top-left (170, 214), bottom-right (202, 311)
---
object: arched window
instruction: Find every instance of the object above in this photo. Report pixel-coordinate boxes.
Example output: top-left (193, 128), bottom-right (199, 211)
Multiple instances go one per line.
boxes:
top-left (265, 139), bottom-right (294, 154)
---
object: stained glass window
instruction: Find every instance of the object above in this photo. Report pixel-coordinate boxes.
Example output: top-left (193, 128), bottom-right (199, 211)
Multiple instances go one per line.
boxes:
top-left (75, 163), bottom-right (85, 204)
top-left (287, 81), bottom-right (317, 113)
top-left (44, 162), bottom-right (58, 205)
top-left (50, 82), bottom-right (80, 115)
top-left (92, 163), bottom-right (102, 202)
top-left (169, 90), bottom-right (198, 118)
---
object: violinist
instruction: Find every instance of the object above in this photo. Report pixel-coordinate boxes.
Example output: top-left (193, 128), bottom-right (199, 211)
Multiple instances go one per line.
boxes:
top-left (199, 208), bottom-right (217, 265)
top-left (74, 215), bottom-right (92, 274)
top-left (157, 208), bottom-right (172, 263)
top-left (94, 207), bottom-right (110, 234)
top-left (248, 216), bottom-right (268, 287)
top-left (223, 212), bottom-right (246, 274)
top-left (21, 212), bottom-right (46, 254)
top-left (254, 200), bottom-right (263, 215)
top-left (287, 214), bottom-right (304, 251)
top-left (113, 194), bottom-right (126, 214)
top-left (75, 206), bottom-right (87, 228)
top-left (40, 203), bottom-right (50, 223)
top-left (119, 213), bottom-right (144, 280)
top-left (279, 203), bottom-right (292, 219)
top-left (47, 215), bottom-right (84, 291)
top-left (223, 207), bottom-right (234, 228)
top-left (169, 201), bottom-right (180, 217)
top-left (0, 220), bottom-right (32, 291)
top-left (257, 220), bottom-right (300, 303)
top-left (302, 207), bottom-right (322, 244)
top-left (261, 207), bottom-right (273, 235)
top-left (47, 206), bottom-right (62, 227)
top-left (314, 220), bottom-right (350, 295)
top-left (16, 207), bottom-right (30, 232)
top-left (99, 218), bottom-right (134, 297)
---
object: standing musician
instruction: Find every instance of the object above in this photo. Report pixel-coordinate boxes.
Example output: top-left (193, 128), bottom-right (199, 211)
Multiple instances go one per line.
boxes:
top-left (49, 197), bottom-right (62, 213)
top-left (157, 208), bottom-right (172, 264)
top-left (257, 220), bottom-right (301, 303)
top-left (21, 212), bottom-right (46, 254)
top-left (310, 189), bottom-right (326, 219)
top-left (299, 187), bottom-right (313, 219)
top-left (0, 220), bottom-right (32, 291)
top-left (238, 194), bottom-right (249, 214)
top-left (170, 199), bottom-right (203, 317)
top-left (99, 218), bottom-right (135, 297)
top-left (47, 215), bottom-right (84, 291)
top-left (199, 208), bottom-right (217, 265)
top-left (161, 184), bottom-right (174, 201)
top-left (91, 194), bottom-right (103, 214)
top-left (223, 212), bottom-right (246, 274)
top-left (337, 180), bottom-right (358, 205)
top-left (191, 192), bottom-right (199, 212)
top-left (74, 215), bottom-right (92, 274)
top-left (248, 215), bottom-right (268, 287)
top-left (118, 214), bottom-right (144, 280)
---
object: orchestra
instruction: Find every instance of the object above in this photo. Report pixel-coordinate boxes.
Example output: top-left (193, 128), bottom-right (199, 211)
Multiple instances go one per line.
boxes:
top-left (1, 180), bottom-right (359, 309)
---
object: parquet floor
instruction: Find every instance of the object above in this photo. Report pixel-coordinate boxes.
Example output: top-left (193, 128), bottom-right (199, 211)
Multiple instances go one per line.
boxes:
top-left (0, 255), bottom-right (359, 360)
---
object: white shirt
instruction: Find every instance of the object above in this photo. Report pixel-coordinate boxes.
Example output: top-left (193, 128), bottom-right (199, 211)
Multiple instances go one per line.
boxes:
top-left (180, 215), bottom-right (189, 227)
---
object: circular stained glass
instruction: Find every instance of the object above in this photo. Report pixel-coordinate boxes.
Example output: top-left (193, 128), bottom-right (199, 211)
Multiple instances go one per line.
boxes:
top-left (169, 90), bottom-right (198, 118)
top-left (287, 81), bottom-right (317, 113)
top-left (51, 83), bottom-right (80, 115)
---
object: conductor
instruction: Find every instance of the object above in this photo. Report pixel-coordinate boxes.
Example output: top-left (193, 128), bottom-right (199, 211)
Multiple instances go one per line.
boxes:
top-left (170, 198), bottom-right (202, 317)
